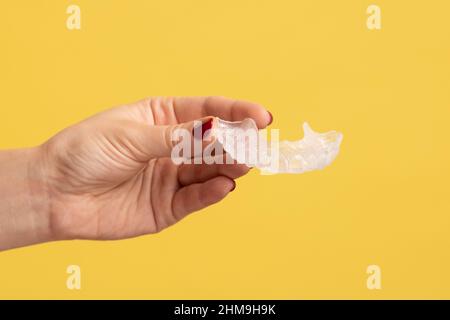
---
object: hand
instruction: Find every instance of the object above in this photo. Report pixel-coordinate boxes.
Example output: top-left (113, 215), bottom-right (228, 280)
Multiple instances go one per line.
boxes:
top-left (37, 97), bottom-right (272, 241)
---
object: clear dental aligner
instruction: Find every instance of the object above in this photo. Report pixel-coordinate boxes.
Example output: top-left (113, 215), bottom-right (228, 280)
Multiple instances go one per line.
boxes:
top-left (212, 118), bottom-right (343, 174)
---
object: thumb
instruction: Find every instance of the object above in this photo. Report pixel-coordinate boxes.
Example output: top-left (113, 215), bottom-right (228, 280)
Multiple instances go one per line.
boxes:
top-left (117, 117), bottom-right (215, 161)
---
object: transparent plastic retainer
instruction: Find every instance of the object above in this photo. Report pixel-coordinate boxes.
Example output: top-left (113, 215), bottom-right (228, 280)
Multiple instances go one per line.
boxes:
top-left (211, 118), bottom-right (343, 174)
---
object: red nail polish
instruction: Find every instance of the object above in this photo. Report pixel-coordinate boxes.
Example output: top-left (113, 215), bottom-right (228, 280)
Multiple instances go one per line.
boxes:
top-left (230, 180), bottom-right (236, 192)
top-left (268, 111), bottom-right (273, 125)
top-left (201, 119), bottom-right (213, 138)
top-left (193, 119), bottom-right (213, 139)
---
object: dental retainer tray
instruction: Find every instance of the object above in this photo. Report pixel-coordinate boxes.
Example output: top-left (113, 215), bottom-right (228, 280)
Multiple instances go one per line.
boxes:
top-left (212, 118), bottom-right (343, 174)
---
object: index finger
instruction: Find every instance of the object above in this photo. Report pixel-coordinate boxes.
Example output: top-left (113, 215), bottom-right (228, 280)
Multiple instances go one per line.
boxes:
top-left (172, 96), bottom-right (272, 129)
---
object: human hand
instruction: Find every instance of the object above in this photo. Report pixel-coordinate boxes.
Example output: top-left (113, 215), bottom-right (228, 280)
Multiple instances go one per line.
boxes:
top-left (37, 97), bottom-right (272, 241)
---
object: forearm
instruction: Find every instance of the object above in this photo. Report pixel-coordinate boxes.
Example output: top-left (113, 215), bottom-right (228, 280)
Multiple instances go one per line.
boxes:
top-left (0, 147), bottom-right (53, 251)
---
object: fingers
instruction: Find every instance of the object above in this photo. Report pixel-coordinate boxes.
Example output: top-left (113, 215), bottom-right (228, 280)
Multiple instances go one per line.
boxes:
top-left (115, 117), bottom-right (214, 160)
top-left (125, 97), bottom-right (272, 129)
top-left (172, 96), bottom-right (272, 129)
top-left (178, 161), bottom-right (251, 186)
top-left (172, 176), bottom-right (235, 220)
top-left (109, 96), bottom-right (273, 165)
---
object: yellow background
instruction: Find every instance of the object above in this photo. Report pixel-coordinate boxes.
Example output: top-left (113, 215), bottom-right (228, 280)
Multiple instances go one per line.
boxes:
top-left (1, 0), bottom-right (450, 299)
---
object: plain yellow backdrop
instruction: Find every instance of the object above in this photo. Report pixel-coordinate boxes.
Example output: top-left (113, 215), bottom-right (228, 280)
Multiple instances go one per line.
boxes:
top-left (1, 0), bottom-right (450, 299)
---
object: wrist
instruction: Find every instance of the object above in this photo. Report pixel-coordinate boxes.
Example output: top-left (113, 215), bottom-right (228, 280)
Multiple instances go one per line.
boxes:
top-left (0, 147), bottom-right (54, 250)
top-left (27, 146), bottom-right (55, 243)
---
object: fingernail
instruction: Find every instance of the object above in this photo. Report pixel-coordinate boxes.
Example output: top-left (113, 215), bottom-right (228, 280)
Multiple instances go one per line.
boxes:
top-left (192, 118), bottom-right (213, 139)
top-left (268, 111), bottom-right (273, 125)
top-left (230, 180), bottom-right (236, 192)
top-left (202, 118), bottom-right (213, 138)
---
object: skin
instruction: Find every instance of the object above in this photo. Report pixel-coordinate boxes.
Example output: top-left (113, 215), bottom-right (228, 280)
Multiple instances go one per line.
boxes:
top-left (0, 97), bottom-right (271, 251)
